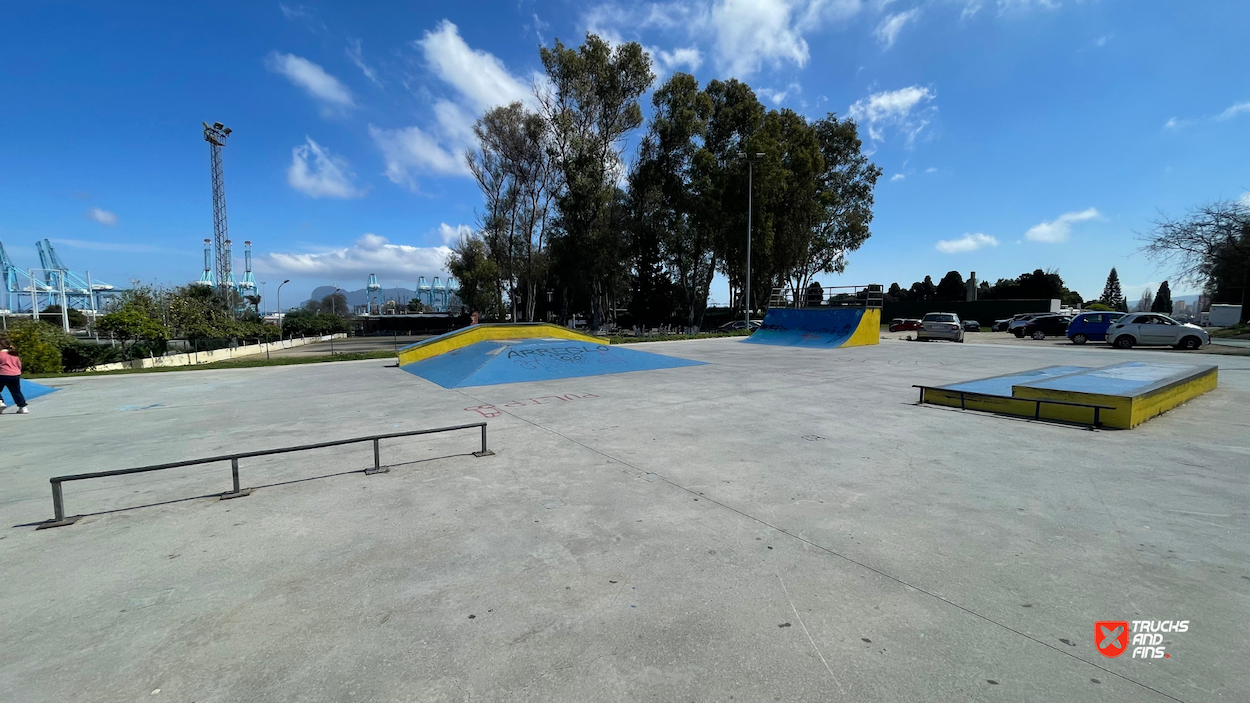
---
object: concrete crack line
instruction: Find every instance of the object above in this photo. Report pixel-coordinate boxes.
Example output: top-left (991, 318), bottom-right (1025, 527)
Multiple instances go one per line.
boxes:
top-left (459, 390), bottom-right (1188, 703)
top-left (777, 568), bottom-right (844, 694)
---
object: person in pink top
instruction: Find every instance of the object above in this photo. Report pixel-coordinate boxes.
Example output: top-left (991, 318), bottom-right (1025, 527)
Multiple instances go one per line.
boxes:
top-left (0, 338), bottom-right (28, 414)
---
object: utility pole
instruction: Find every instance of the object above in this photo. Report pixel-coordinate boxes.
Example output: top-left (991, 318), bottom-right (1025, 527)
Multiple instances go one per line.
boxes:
top-left (203, 121), bottom-right (233, 299)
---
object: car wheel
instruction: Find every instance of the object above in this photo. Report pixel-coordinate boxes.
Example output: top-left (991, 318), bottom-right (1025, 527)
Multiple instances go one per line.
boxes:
top-left (1113, 335), bottom-right (1135, 349)
top-left (1178, 336), bottom-right (1201, 350)
top-left (1071, 333), bottom-right (1088, 345)
top-left (1031, 331), bottom-right (1045, 340)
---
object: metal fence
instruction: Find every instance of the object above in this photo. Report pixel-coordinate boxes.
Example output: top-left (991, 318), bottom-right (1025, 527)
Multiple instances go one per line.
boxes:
top-left (768, 284), bottom-right (884, 309)
top-left (39, 422), bottom-right (493, 529)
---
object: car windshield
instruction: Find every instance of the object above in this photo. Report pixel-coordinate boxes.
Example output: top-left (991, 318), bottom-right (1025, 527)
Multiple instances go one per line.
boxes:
top-left (924, 314), bottom-right (956, 322)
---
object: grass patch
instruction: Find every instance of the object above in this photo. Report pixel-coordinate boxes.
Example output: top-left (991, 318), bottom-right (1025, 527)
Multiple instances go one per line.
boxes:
top-left (1210, 323), bottom-right (1250, 340)
top-left (608, 330), bottom-right (750, 344)
top-left (28, 350), bottom-right (397, 379)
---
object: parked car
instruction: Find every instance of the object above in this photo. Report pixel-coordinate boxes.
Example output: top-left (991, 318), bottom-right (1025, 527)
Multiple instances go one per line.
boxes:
top-left (1106, 313), bottom-right (1210, 350)
top-left (917, 312), bottom-right (965, 342)
top-left (962, 319), bottom-right (981, 332)
top-left (889, 318), bottom-right (923, 332)
top-left (1008, 313), bottom-right (1051, 337)
top-left (1021, 315), bottom-right (1073, 340)
top-left (718, 319), bottom-right (762, 331)
top-left (1065, 312), bottom-right (1126, 344)
top-left (992, 318), bottom-right (1012, 332)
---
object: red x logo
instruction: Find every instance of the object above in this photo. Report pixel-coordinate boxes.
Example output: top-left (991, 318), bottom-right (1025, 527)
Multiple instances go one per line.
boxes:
top-left (1096, 621), bottom-right (1129, 658)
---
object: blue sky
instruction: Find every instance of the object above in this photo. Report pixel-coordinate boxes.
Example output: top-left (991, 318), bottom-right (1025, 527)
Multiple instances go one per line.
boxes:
top-left (2, 0), bottom-right (1247, 309)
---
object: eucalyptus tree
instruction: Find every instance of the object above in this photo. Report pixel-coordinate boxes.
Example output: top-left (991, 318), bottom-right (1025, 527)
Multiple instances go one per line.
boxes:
top-left (538, 33), bottom-right (653, 328)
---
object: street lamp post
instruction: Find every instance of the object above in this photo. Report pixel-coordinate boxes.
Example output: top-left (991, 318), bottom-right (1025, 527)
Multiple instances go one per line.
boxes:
top-left (276, 279), bottom-right (290, 338)
top-left (260, 281), bottom-right (267, 315)
top-left (740, 152), bottom-right (765, 330)
top-left (331, 285), bottom-right (340, 355)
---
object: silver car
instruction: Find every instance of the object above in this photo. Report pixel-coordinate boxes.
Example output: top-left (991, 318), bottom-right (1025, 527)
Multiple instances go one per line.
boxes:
top-left (1106, 313), bottom-right (1210, 349)
top-left (917, 312), bottom-right (965, 342)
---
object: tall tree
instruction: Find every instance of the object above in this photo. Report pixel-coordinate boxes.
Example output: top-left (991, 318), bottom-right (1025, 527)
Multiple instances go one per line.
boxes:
top-left (539, 33), bottom-right (653, 329)
top-left (1137, 288), bottom-right (1154, 312)
top-left (1141, 200), bottom-right (1250, 322)
top-left (1152, 280), bottom-right (1173, 313)
top-left (1100, 267), bottom-right (1127, 311)
top-left (698, 79), bottom-right (766, 314)
top-left (795, 113), bottom-right (880, 293)
top-left (446, 234), bottom-right (504, 319)
top-left (935, 271), bottom-right (965, 301)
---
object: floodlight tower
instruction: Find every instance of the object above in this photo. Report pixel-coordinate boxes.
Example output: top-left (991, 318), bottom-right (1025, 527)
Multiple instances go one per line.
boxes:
top-left (367, 273), bottom-right (381, 314)
top-left (203, 121), bottom-right (234, 298)
top-left (197, 239), bottom-right (214, 286)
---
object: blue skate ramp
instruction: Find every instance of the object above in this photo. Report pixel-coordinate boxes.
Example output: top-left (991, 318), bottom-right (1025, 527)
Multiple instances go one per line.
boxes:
top-left (2, 379), bottom-right (58, 406)
top-left (400, 338), bottom-right (704, 388)
top-left (743, 307), bottom-right (878, 348)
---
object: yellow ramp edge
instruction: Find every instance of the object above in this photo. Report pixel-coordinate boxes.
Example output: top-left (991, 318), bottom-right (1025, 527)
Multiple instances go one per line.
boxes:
top-left (844, 308), bottom-right (881, 348)
top-left (923, 366), bottom-right (1217, 429)
top-left (397, 323), bottom-right (604, 367)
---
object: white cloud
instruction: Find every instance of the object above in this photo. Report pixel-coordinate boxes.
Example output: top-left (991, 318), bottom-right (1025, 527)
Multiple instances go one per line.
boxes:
top-left (585, 0), bottom-right (863, 78)
top-left (1024, 208), bottom-right (1100, 243)
top-left (925, 166), bottom-right (938, 173)
top-left (848, 85), bottom-right (936, 145)
top-left (437, 223), bottom-right (473, 245)
top-left (649, 45), bottom-right (704, 80)
top-left (1164, 99), bottom-right (1250, 130)
top-left (1238, 191), bottom-right (1250, 207)
top-left (369, 99), bottom-right (478, 189)
top-left (1215, 100), bottom-right (1250, 121)
top-left (952, 0), bottom-right (1058, 19)
top-left (875, 9), bottom-right (919, 49)
top-left (758, 81), bottom-right (802, 105)
top-left (890, 173), bottom-right (905, 181)
top-left (287, 137), bottom-right (364, 199)
top-left (1092, 33), bottom-right (1113, 48)
top-left (415, 20), bottom-right (533, 113)
top-left (265, 53), bottom-right (355, 114)
top-left (259, 234), bottom-right (452, 278)
top-left (345, 38), bottom-right (382, 87)
top-left (935, 232), bottom-right (998, 253)
top-left (85, 207), bottom-right (117, 226)
top-left (370, 21), bottom-right (540, 191)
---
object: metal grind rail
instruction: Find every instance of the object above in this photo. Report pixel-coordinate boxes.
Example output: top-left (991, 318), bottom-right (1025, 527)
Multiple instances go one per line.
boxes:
top-left (39, 422), bottom-right (493, 529)
top-left (913, 385), bottom-right (1117, 429)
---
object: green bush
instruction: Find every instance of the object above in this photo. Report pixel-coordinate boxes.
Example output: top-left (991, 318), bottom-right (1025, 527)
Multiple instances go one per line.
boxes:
top-left (4, 319), bottom-right (66, 373)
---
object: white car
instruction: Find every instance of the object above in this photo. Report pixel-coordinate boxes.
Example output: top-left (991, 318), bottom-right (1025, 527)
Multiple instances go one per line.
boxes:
top-left (1105, 313), bottom-right (1210, 350)
top-left (917, 312), bottom-right (965, 342)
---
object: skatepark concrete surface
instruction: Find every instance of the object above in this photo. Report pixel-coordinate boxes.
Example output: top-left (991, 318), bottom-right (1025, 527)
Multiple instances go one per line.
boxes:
top-left (2, 338), bottom-right (1248, 702)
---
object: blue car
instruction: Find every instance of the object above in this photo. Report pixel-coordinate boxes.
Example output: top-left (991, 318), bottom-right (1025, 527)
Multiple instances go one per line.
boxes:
top-left (1066, 312), bottom-right (1127, 344)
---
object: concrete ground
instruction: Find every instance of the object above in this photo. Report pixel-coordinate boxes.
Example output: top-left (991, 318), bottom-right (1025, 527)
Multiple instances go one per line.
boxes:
top-left (2, 338), bottom-right (1247, 702)
top-left (266, 334), bottom-right (433, 358)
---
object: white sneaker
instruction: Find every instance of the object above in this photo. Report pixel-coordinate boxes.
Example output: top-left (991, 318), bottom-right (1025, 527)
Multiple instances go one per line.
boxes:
top-left (16, 407), bottom-right (28, 414)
